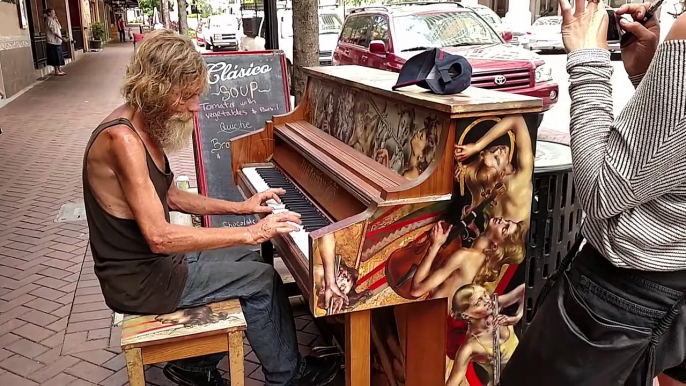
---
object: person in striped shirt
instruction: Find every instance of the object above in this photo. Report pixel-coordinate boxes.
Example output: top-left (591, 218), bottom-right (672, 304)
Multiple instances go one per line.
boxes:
top-left (500, 0), bottom-right (686, 385)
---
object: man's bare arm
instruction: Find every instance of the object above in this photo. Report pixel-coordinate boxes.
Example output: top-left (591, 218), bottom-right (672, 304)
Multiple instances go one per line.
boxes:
top-left (167, 185), bottom-right (247, 215)
top-left (108, 127), bottom-right (298, 254)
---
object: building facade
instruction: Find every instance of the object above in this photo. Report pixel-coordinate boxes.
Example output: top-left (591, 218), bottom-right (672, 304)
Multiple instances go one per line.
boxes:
top-left (0, 0), bottom-right (125, 101)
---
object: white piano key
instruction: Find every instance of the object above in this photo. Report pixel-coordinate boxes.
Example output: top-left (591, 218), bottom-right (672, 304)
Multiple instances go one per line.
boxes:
top-left (243, 167), bottom-right (270, 193)
top-left (243, 166), bottom-right (311, 260)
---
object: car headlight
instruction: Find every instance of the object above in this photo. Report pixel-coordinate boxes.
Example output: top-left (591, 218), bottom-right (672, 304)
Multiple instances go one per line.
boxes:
top-left (214, 34), bottom-right (221, 40)
top-left (535, 63), bottom-right (553, 83)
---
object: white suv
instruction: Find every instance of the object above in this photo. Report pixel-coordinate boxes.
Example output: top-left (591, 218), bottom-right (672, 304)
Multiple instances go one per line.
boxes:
top-left (206, 14), bottom-right (244, 52)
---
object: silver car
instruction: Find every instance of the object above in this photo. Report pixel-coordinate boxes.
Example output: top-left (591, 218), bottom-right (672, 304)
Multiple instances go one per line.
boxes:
top-left (527, 16), bottom-right (564, 52)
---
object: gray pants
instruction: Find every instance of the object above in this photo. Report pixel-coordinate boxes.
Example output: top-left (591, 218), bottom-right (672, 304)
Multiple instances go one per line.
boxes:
top-left (170, 247), bottom-right (304, 385)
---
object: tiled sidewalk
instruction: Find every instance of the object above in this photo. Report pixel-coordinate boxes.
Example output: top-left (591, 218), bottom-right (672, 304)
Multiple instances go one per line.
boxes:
top-left (0, 43), bottom-right (324, 386)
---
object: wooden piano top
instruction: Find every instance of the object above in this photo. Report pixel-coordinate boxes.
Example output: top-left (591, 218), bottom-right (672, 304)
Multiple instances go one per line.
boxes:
top-left (302, 65), bottom-right (544, 116)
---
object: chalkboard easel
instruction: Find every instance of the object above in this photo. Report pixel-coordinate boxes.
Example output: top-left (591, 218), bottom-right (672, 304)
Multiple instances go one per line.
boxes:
top-left (192, 50), bottom-right (291, 229)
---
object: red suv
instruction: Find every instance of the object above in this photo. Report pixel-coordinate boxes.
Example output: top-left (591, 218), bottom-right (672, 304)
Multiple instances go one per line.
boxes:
top-left (333, 4), bottom-right (558, 110)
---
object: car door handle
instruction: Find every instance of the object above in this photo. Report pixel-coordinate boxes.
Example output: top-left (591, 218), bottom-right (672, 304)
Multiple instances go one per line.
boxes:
top-left (344, 49), bottom-right (350, 54)
top-left (361, 55), bottom-right (368, 61)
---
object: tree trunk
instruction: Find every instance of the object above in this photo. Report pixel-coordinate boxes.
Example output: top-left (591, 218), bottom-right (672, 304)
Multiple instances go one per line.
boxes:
top-left (178, 0), bottom-right (188, 36)
top-left (161, 0), bottom-right (170, 28)
top-left (292, 0), bottom-right (319, 104)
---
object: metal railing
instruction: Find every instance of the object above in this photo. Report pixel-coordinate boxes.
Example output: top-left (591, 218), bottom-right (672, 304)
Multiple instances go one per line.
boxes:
top-left (72, 26), bottom-right (84, 50)
top-left (31, 32), bottom-right (47, 69)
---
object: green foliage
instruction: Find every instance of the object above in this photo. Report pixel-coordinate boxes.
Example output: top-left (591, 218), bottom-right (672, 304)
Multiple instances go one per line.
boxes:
top-left (137, 0), bottom-right (174, 16)
top-left (192, 0), bottom-right (212, 18)
top-left (343, 0), bottom-right (372, 6)
top-left (91, 21), bottom-right (106, 41)
top-left (138, 0), bottom-right (156, 16)
top-left (188, 29), bottom-right (196, 38)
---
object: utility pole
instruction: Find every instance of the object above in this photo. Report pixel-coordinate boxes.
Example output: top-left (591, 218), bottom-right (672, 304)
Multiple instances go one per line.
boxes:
top-left (292, 0), bottom-right (319, 104)
top-left (178, 0), bottom-right (189, 35)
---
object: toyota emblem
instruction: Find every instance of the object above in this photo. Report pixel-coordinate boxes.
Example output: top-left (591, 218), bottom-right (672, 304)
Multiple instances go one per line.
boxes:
top-left (494, 75), bottom-right (507, 85)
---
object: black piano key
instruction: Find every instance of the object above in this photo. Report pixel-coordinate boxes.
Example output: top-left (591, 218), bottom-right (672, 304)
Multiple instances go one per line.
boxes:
top-left (255, 167), bottom-right (332, 232)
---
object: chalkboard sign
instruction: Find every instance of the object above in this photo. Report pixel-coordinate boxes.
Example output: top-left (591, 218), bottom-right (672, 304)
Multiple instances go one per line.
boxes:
top-left (193, 51), bottom-right (290, 228)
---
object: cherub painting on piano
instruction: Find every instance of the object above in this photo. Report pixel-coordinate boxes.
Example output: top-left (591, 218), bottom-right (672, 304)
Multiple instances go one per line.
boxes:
top-left (312, 232), bottom-right (372, 315)
top-left (305, 78), bottom-right (448, 180)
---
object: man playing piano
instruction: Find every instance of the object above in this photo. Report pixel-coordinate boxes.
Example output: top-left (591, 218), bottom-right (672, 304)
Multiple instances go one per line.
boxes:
top-left (81, 29), bottom-right (340, 386)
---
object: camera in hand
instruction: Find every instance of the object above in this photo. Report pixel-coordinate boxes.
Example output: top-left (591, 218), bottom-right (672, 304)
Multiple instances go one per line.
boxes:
top-left (606, 9), bottom-right (624, 43)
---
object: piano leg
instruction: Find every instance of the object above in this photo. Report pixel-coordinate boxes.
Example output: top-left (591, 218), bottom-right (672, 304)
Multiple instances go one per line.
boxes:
top-left (346, 310), bottom-right (371, 386)
top-left (397, 299), bottom-right (447, 386)
top-left (262, 240), bottom-right (302, 297)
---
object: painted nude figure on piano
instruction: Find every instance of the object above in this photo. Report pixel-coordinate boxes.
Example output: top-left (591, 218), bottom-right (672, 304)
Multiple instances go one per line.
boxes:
top-left (446, 283), bottom-right (525, 386)
top-left (455, 114), bottom-right (535, 226)
top-left (408, 217), bottom-right (526, 310)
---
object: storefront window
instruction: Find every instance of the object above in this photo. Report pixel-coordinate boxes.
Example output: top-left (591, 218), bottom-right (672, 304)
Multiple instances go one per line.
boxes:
top-left (538, 0), bottom-right (558, 17)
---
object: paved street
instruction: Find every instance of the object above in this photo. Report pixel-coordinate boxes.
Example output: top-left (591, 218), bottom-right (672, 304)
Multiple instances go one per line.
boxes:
top-left (538, 51), bottom-right (636, 134)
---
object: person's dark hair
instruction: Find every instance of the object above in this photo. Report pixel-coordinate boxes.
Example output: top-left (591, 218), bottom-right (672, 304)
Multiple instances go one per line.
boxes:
top-left (44, 8), bottom-right (54, 19)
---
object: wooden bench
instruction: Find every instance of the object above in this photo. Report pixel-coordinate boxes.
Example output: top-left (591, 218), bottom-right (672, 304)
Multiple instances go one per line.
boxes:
top-left (121, 299), bottom-right (247, 386)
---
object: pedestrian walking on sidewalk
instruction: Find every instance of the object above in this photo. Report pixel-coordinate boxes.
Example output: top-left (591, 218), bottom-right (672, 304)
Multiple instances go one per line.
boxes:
top-left (501, 1), bottom-right (686, 385)
top-left (117, 16), bottom-right (126, 42)
top-left (44, 9), bottom-right (66, 76)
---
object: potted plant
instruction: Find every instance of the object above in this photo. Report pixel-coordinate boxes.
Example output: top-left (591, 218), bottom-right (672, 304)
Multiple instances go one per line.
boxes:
top-left (89, 21), bottom-right (105, 50)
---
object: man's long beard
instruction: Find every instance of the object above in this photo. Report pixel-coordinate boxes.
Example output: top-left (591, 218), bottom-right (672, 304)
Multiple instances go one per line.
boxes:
top-left (146, 112), bottom-right (195, 154)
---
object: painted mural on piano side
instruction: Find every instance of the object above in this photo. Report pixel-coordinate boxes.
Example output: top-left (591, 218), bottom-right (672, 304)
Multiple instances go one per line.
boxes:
top-left (305, 77), bottom-right (449, 179)
top-left (309, 112), bottom-right (536, 386)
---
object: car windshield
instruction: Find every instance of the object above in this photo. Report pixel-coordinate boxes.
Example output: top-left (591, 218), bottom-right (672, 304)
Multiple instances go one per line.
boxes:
top-left (394, 12), bottom-right (501, 52)
top-left (532, 17), bottom-right (561, 26)
top-left (320, 14), bottom-right (343, 33)
top-left (478, 12), bottom-right (501, 26)
top-left (471, 7), bottom-right (502, 25)
top-left (211, 15), bottom-right (238, 29)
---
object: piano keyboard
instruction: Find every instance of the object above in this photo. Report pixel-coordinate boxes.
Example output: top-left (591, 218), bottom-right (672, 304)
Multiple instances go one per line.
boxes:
top-left (243, 166), bottom-right (332, 259)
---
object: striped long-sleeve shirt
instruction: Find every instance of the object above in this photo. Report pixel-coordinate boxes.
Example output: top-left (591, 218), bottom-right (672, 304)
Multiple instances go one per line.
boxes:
top-left (568, 40), bottom-right (686, 271)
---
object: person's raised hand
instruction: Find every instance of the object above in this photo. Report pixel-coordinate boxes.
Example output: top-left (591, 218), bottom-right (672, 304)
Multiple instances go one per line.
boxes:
top-left (241, 188), bottom-right (286, 214)
top-left (616, 2), bottom-right (660, 77)
top-left (559, 0), bottom-right (609, 52)
top-left (324, 279), bottom-right (348, 309)
top-left (454, 143), bottom-right (479, 162)
top-left (246, 211), bottom-right (301, 244)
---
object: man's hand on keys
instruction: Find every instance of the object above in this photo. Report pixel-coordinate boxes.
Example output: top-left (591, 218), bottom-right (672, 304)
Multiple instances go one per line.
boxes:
top-left (247, 211), bottom-right (302, 244)
top-left (241, 188), bottom-right (286, 214)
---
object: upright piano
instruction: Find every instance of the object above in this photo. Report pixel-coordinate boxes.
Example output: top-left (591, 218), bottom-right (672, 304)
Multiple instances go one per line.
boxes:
top-left (231, 65), bottom-right (544, 386)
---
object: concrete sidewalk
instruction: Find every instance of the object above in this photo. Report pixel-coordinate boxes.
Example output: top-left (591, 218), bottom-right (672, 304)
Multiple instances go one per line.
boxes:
top-left (0, 42), bottom-right (323, 386)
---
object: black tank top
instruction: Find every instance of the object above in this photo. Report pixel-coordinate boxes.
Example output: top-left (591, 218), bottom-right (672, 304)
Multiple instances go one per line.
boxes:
top-left (82, 118), bottom-right (188, 315)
